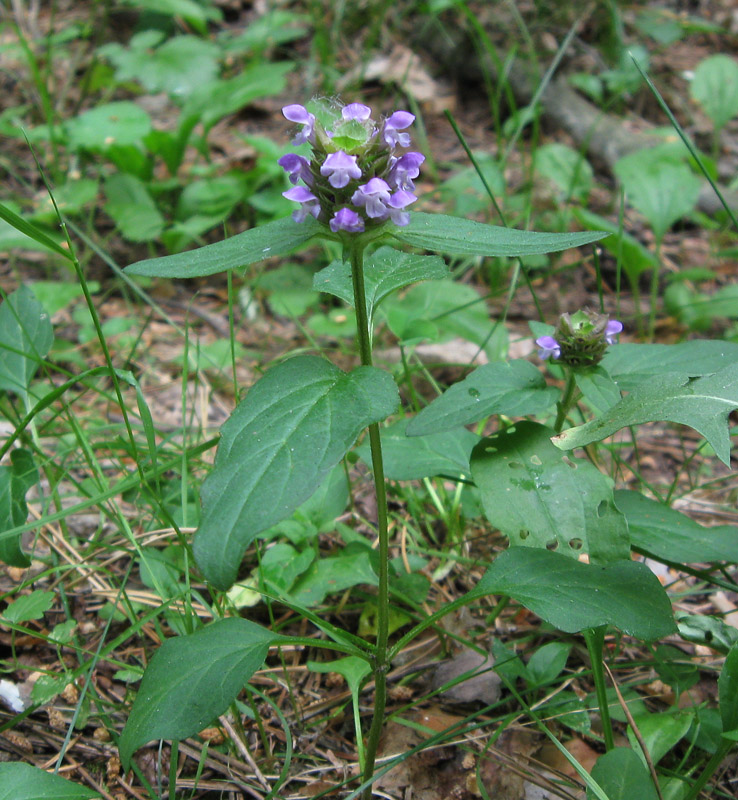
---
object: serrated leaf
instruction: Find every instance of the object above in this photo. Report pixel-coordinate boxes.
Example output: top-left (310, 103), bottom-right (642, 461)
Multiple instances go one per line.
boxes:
top-left (0, 285), bottom-right (53, 397)
top-left (391, 212), bottom-right (607, 257)
top-left (312, 247), bottom-right (448, 320)
top-left (357, 418), bottom-right (478, 481)
top-left (0, 448), bottom-right (39, 567)
top-left (554, 362), bottom-right (738, 466)
top-left (0, 762), bottom-right (100, 800)
top-left (469, 548), bottom-right (675, 639)
top-left (118, 618), bottom-right (282, 769)
top-left (470, 422), bottom-right (630, 563)
top-left (588, 748), bottom-right (660, 800)
top-left (407, 360), bottom-right (558, 436)
top-left (125, 215), bottom-right (322, 278)
top-left (601, 341), bottom-right (738, 391)
top-left (615, 490), bottom-right (738, 564)
top-left (194, 356), bottom-right (398, 589)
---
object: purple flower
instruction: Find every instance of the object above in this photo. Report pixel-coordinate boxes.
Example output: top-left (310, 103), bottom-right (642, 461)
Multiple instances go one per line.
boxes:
top-left (605, 319), bottom-right (623, 344)
top-left (277, 153), bottom-right (312, 186)
top-left (330, 208), bottom-right (365, 233)
top-left (351, 177), bottom-right (392, 218)
top-left (536, 336), bottom-right (561, 360)
top-left (320, 151), bottom-right (362, 188)
top-left (342, 103), bottom-right (372, 122)
top-left (388, 152), bottom-right (425, 191)
top-left (282, 104), bottom-right (315, 145)
top-left (382, 110), bottom-right (414, 148)
top-left (283, 186), bottom-right (320, 223)
top-left (386, 190), bottom-right (416, 226)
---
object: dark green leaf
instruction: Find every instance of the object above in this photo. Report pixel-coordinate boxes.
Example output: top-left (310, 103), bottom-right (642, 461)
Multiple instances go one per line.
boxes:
top-left (0, 762), bottom-right (100, 800)
top-left (118, 618), bottom-right (283, 769)
top-left (627, 710), bottom-right (693, 766)
top-left (407, 360), bottom-right (558, 436)
top-left (588, 748), bottom-right (660, 800)
top-left (125, 216), bottom-right (323, 278)
top-left (470, 548), bottom-right (675, 639)
top-left (0, 285), bottom-right (53, 396)
top-left (392, 212), bottom-right (607, 257)
top-left (719, 643), bottom-right (738, 735)
top-left (471, 422), bottom-right (630, 563)
top-left (313, 247), bottom-right (448, 319)
top-left (290, 547), bottom-right (378, 606)
top-left (615, 490), bottom-right (738, 563)
top-left (554, 362), bottom-right (738, 466)
top-left (358, 418), bottom-right (478, 480)
top-left (0, 449), bottom-right (39, 567)
top-left (601, 341), bottom-right (738, 391)
top-left (194, 356), bottom-right (398, 589)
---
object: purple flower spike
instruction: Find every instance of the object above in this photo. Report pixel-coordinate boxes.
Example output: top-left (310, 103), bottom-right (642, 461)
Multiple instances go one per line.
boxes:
top-left (278, 153), bottom-right (312, 186)
top-left (342, 103), bottom-right (372, 121)
top-left (282, 104), bottom-right (316, 145)
top-left (536, 336), bottom-right (561, 360)
top-left (330, 207), bottom-right (365, 233)
top-left (605, 319), bottom-right (623, 345)
top-left (351, 177), bottom-right (392, 218)
top-left (283, 186), bottom-right (320, 223)
top-left (320, 150), bottom-right (362, 188)
top-left (386, 190), bottom-right (416, 226)
top-left (388, 152), bottom-right (425, 191)
top-left (383, 110), bottom-right (415, 148)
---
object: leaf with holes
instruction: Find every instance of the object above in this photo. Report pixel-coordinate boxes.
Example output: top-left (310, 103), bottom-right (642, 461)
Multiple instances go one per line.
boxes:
top-left (554, 362), bottom-right (738, 466)
top-left (471, 422), bottom-right (630, 563)
top-left (194, 355), bottom-right (398, 589)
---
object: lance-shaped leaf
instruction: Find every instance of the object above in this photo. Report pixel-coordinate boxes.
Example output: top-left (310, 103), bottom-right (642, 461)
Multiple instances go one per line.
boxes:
top-left (313, 247), bottom-right (448, 320)
top-left (124, 215), bottom-right (323, 278)
top-left (553, 362), bottom-right (738, 466)
top-left (470, 422), bottom-right (630, 563)
top-left (0, 285), bottom-right (53, 397)
top-left (0, 449), bottom-right (39, 567)
top-left (119, 618), bottom-right (287, 769)
top-left (469, 547), bottom-right (675, 640)
top-left (194, 355), bottom-right (398, 589)
top-left (407, 360), bottom-right (558, 436)
top-left (392, 212), bottom-right (607, 257)
top-left (0, 762), bottom-right (100, 800)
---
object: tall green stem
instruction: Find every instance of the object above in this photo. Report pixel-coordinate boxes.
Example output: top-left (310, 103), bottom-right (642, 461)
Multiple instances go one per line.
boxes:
top-left (346, 238), bottom-right (391, 799)
top-left (584, 627), bottom-right (614, 751)
top-left (554, 369), bottom-right (577, 434)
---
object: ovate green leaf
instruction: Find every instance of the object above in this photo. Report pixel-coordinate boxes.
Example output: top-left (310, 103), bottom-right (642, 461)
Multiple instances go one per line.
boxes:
top-left (470, 548), bottom-right (675, 640)
top-left (118, 618), bottom-right (283, 769)
top-left (0, 286), bottom-right (53, 397)
top-left (588, 748), bottom-right (660, 800)
top-left (194, 356), bottom-right (398, 589)
top-left (0, 762), bottom-right (100, 800)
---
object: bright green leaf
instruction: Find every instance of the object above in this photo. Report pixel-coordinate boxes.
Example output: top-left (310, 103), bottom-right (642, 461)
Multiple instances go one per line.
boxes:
top-left (0, 285), bottom-right (53, 397)
top-left (0, 762), bottom-right (100, 800)
top-left (65, 101), bottom-right (152, 150)
top-left (691, 55), bottom-right (738, 132)
top-left (588, 748), bottom-right (660, 800)
top-left (118, 618), bottom-right (283, 769)
top-left (104, 174), bottom-right (164, 243)
top-left (469, 548), bottom-right (675, 639)
top-left (534, 143), bottom-right (593, 203)
top-left (125, 215), bottom-right (323, 278)
top-left (554, 362), bottom-right (738, 466)
top-left (392, 212), bottom-right (607, 257)
top-left (628, 711), bottom-right (693, 766)
top-left (471, 422), bottom-right (630, 563)
top-left (194, 356), bottom-right (398, 589)
top-left (407, 360), bottom-right (558, 436)
top-left (290, 546), bottom-right (378, 606)
top-left (0, 201), bottom-right (73, 261)
top-left (3, 589), bottom-right (54, 622)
